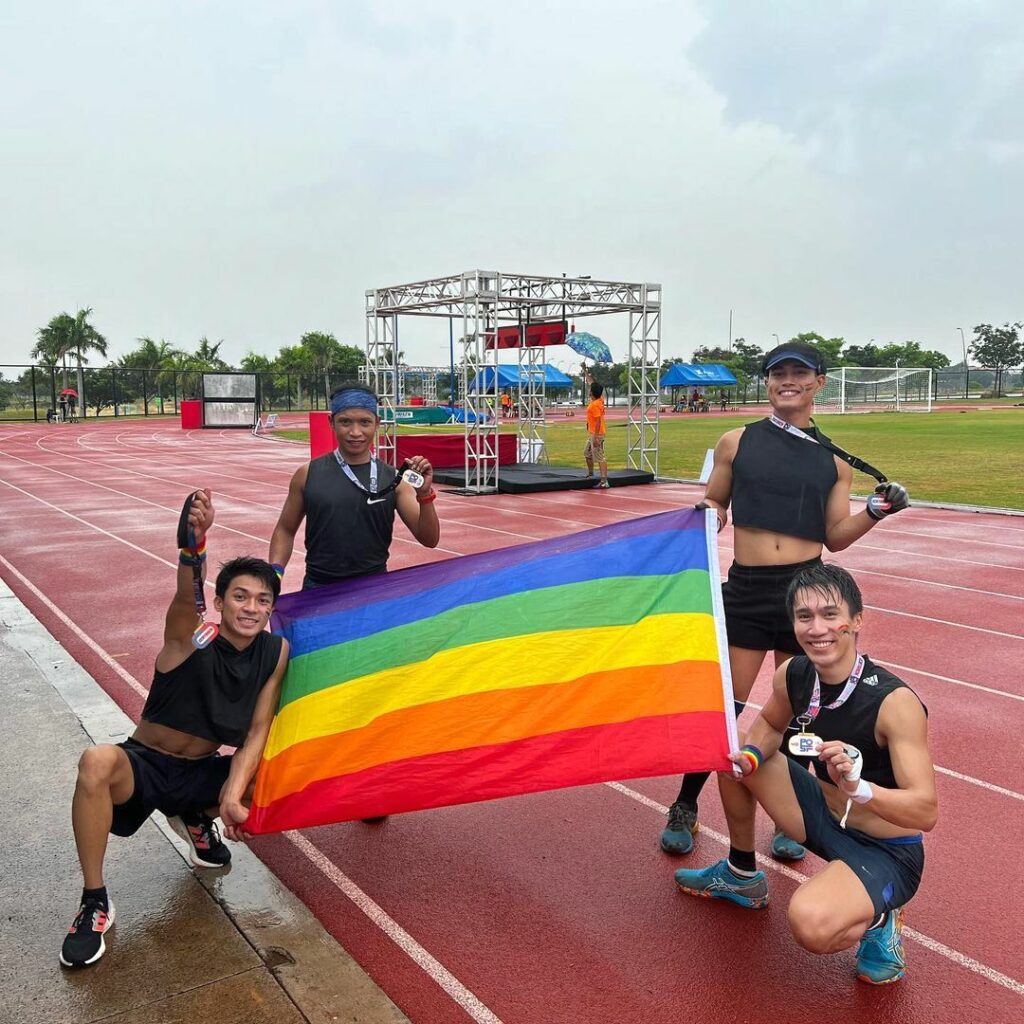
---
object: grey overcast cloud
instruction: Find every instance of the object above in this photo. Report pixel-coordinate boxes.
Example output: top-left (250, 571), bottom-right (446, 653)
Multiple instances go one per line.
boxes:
top-left (1, 1), bottom-right (1021, 368)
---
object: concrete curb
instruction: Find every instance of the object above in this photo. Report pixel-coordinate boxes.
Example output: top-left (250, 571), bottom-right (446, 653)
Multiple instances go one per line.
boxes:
top-left (0, 579), bottom-right (410, 1024)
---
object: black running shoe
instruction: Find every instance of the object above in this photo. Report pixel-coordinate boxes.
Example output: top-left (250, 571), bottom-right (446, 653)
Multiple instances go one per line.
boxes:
top-left (60, 896), bottom-right (115, 968)
top-left (168, 811), bottom-right (232, 868)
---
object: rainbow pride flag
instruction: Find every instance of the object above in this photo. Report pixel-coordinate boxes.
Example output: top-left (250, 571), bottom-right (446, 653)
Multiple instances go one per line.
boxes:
top-left (247, 507), bottom-right (737, 834)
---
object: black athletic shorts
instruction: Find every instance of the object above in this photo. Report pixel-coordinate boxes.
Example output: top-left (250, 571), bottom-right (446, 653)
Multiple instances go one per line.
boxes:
top-left (787, 758), bottom-right (924, 916)
top-left (721, 557), bottom-right (822, 655)
top-left (111, 738), bottom-right (232, 837)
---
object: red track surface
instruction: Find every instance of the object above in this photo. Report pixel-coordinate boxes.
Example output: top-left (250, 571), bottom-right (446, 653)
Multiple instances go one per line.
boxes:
top-left (1, 418), bottom-right (1022, 1023)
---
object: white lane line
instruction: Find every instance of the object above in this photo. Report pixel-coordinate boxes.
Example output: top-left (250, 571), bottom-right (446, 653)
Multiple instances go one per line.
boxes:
top-left (9, 432), bottom-right (1024, 677)
top-left (742, 701), bottom-right (1024, 798)
top-left (17, 436), bottom-right (464, 557)
top-left (456, 497), bottom-right (1024, 571)
top-left (0, 476), bottom-right (181, 569)
top-left (284, 831), bottom-right (504, 1024)
top-left (879, 526), bottom-right (1024, 551)
top-left (605, 782), bottom-right (1024, 998)
top-left (863, 604), bottom-right (1024, 640)
top-left (3, 445), bottom-right (464, 559)
top-left (934, 766), bottom-right (1024, 801)
top-left (881, 662), bottom-right (1024, 703)
top-left (847, 541), bottom-right (1023, 572)
top-left (840, 567), bottom-right (1022, 601)
top-left (0, 534), bottom-right (1020, 1005)
top-left (0, 553), bottom-right (148, 698)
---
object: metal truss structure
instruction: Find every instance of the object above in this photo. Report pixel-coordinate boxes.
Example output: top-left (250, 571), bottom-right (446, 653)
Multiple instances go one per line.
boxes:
top-left (398, 366), bottom-right (443, 404)
top-left (365, 271), bottom-right (661, 491)
top-left (516, 343), bottom-right (547, 464)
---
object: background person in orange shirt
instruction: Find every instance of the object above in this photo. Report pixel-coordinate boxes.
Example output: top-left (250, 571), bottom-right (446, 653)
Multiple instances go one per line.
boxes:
top-left (584, 382), bottom-right (609, 488)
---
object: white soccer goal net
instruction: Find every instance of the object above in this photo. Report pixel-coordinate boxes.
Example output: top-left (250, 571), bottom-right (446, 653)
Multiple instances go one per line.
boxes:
top-left (815, 367), bottom-right (933, 414)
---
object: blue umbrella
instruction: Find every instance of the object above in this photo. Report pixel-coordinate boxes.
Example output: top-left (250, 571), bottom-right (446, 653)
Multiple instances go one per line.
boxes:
top-left (565, 331), bottom-right (612, 364)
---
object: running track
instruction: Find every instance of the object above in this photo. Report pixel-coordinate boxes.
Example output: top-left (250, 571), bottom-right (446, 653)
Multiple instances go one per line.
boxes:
top-left (1, 418), bottom-right (1022, 1023)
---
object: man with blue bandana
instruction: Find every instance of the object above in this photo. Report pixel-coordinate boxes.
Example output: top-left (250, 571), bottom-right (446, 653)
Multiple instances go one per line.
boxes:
top-left (269, 382), bottom-right (440, 590)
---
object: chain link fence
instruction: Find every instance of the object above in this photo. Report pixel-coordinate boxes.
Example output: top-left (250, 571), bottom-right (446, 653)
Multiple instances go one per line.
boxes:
top-left (0, 366), bottom-right (386, 421)
top-left (2, 364), bottom-right (1021, 421)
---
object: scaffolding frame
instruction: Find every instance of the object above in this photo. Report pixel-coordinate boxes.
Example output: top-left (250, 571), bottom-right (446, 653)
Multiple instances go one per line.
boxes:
top-left (516, 341), bottom-right (548, 464)
top-left (365, 270), bottom-right (661, 492)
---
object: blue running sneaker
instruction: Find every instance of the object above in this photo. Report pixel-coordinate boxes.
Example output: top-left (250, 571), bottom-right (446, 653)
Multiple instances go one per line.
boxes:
top-left (856, 907), bottom-right (906, 984)
top-left (674, 858), bottom-right (769, 909)
top-left (660, 801), bottom-right (699, 855)
top-left (770, 829), bottom-right (806, 861)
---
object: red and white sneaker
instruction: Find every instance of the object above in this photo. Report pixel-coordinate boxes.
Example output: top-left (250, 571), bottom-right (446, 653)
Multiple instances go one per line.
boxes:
top-left (60, 897), bottom-right (115, 967)
top-left (168, 812), bottom-right (232, 868)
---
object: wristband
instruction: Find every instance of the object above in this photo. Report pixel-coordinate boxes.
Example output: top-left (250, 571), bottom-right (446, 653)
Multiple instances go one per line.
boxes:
top-left (695, 501), bottom-right (726, 533)
top-left (738, 744), bottom-right (763, 775)
top-left (271, 563), bottom-right (285, 579)
top-left (180, 545), bottom-right (206, 566)
top-left (849, 778), bottom-right (873, 804)
top-left (416, 489), bottom-right (437, 504)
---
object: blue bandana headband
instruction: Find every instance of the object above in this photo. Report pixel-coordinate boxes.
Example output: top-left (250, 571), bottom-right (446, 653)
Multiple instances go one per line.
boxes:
top-left (331, 389), bottom-right (379, 416)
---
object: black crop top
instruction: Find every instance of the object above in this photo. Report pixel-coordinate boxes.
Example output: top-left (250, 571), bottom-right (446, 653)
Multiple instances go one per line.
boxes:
top-left (730, 418), bottom-right (838, 542)
top-left (142, 631), bottom-right (283, 747)
top-left (785, 654), bottom-right (926, 789)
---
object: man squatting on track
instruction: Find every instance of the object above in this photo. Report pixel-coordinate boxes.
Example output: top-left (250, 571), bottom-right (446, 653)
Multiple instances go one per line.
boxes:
top-left (61, 490), bottom-right (289, 968)
top-left (661, 341), bottom-right (910, 861)
top-left (674, 564), bottom-right (937, 985)
top-left (269, 382), bottom-right (440, 591)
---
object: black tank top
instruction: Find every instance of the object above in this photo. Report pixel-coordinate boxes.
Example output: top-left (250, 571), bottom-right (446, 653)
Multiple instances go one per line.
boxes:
top-left (303, 453), bottom-right (399, 586)
top-left (731, 419), bottom-right (838, 542)
top-left (785, 654), bottom-right (926, 789)
top-left (142, 632), bottom-right (283, 747)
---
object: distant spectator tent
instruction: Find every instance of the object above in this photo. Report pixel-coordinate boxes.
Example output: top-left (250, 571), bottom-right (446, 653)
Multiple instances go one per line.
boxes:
top-left (659, 363), bottom-right (738, 388)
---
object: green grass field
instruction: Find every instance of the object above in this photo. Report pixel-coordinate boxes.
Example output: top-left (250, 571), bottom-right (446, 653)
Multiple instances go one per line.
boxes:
top-left (281, 408), bottom-right (1024, 509)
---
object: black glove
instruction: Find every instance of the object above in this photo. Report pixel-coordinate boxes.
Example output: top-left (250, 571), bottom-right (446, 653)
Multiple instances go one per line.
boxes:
top-left (695, 501), bottom-right (726, 533)
top-left (866, 481), bottom-right (909, 521)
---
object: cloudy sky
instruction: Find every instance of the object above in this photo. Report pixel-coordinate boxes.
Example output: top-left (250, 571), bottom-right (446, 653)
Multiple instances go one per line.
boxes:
top-left (1, 1), bottom-right (1021, 369)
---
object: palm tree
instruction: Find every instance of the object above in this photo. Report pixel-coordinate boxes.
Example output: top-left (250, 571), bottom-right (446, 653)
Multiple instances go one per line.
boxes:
top-left (125, 337), bottom-right (186, 413)
top-left (33, 308), bottom-right (107, 401)
top-left (193, 336), bottom-right (229, 370)
top-left (31, 316), bottom-right (71, 369)
top-left (66, 308), bottom-right (108, 379)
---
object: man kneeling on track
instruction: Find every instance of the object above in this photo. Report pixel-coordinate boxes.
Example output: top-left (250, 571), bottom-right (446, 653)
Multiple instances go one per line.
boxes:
top-left (674, 563), bottom-right (937, 985)
top-left (60, 489), bottom-right (289, 968)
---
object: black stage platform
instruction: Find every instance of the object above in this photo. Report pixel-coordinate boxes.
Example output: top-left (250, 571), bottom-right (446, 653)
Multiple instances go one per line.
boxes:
top-left (434, 464), bottom-right (655, 495)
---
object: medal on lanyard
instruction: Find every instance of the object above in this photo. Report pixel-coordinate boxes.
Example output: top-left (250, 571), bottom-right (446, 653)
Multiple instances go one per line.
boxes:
top-left (403, 466), bottom-right (425, 490)
top-left (334, 451), bottom-right (423, 500)
top-left (177, 492), bottom-right (219, 650)
top-left (788, 653), bottom-right (864, 757)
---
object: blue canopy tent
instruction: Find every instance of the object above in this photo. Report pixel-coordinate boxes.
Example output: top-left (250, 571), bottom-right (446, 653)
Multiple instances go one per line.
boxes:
top-left (659, 363), bottom-right (737, 387)
top-left (470, 364), bottom-right (574, 391)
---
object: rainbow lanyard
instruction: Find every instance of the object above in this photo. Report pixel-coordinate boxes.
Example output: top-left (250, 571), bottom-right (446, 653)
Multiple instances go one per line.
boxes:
top-left (186, 528), bottom-right (218, 649)
top-left (798, 653), bottom-right (865, 729)
top-left (333, 450), bottom-right (379, 497)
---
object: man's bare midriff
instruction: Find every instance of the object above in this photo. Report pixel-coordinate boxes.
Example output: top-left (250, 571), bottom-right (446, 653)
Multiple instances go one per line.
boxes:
top-left (732, 525), bottom-right (824, 567)
top-left (132, 720), bottom-right (222, 759)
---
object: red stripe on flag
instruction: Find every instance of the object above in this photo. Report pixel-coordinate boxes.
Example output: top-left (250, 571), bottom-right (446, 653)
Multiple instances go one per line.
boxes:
top-left (247, 711), bottom-right (729, 835)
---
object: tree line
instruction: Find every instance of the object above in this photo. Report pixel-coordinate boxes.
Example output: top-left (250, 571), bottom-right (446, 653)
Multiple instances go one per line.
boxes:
top-left (18, 308), bottom-right (1024, 406)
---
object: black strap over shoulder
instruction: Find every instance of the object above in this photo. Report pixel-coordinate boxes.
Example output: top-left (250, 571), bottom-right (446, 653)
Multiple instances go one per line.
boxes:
top-left (809, 422), bottom-right (888, 484)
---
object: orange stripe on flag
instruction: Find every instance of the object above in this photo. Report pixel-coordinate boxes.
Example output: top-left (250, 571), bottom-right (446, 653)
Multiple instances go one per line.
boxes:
top-left (253, 659), bottom-right (723, 810)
